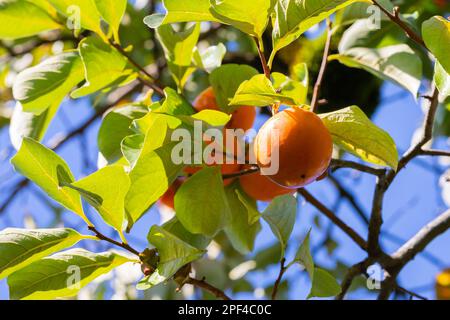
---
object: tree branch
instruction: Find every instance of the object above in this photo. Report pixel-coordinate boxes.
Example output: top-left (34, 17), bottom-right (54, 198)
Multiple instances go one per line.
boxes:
top-left (391, 209), bottom-right (450, 265)
top-left (298, 188), bottom-right (368, 251)
top-left (271, 258), bottom-right (287, 300)
top-left (186, 277), bottom-right (231, 300)
top-left (88, 226), bottom-right (140, 256)
top-left (330, 159), bottom-right (386, 176)
top-left (371, 0), bottom-right (427, 49)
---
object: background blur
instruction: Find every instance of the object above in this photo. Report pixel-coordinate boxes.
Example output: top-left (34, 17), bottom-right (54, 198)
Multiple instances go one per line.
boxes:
top-left (0, 0), bottom-right (449, 300)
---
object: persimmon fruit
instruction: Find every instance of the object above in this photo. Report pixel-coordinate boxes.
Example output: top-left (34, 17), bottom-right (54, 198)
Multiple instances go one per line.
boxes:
top-left (184, 87), bottom-right (255, 184)
top-left (239, 168), bottom-right (294, 202)
top-left (254, 106), bottom-right (333, 189)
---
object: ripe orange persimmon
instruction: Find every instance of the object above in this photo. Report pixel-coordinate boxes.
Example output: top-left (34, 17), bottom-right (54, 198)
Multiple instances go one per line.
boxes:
top-left (254, 107), bottom-right (333, 188)
top-left (239, 169), bottom-right (294, 202)
top-left (159, 178), bottom-right (184, 209)
top-left (184, 87), bottom-right (255, 184)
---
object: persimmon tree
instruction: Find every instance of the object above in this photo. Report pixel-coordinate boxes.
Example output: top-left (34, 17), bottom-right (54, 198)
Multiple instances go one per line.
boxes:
top-left (0, 0), bottom-right (449, 300)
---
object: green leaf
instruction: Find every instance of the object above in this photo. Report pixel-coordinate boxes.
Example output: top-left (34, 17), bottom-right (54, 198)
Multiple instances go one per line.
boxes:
top-left (261, 194), bottom-right (297, 259)
top-left (209, 0), bottom-right (273, 37)
top-left (0, 0), bottom-right (61, 40)
top-left (272, 72), bottom-right (308, 105)
top-left (156, 24), bottom-right (200, 90)
top-left (70, 165), bottom-right (130, 238)
top-left (143, 0), bottom-right (219, 29)
top-left (137, 226), bottom-right (205, 290)
top-left (126, 141), bottom-right (184, 227)
top-left (190, 109), bottom-right (231, 127)
top-left (71, 36), bottom-right (134, 98)
top-left (193, 43), bottom-right (227, 73)
top-left (339, 17), bottom-right (409, 51)
top-left (13, 51), bottom-right (85, 114)
top-left (161, 218), bottom-right (211, 250)
top-left (210, 64), bottom-right (259, 113)
top-left (320, 106), bottom-right (398, 169)
top-left (8, 248), bottom-right (132, 300)
top-left (292, 230), bottom-right (313, 279)
top-left (308, 268), bottom-right (341, 299)
top-left (0, 228), bottom-right (91, 280)
top-left (236, 189), bottom-right (261, 225)
top-left (174, 167), bottom-right (231, 237)
top-left (48, 0), bottom-right (103, 35)
top-left (94, 0), bottom-right (127, 43)
top-left (10, 138), bottom-right (89, 224)
top-left (423, 16), bottom-right (450, 75)
top-left (270, 0), bottom-right (362, 66)
top-left (229, 74), bottom-right (297, 107)
top-left (329, 44), bottom-right (422, 98)
top-left (224, 183), bottom-right (261, 255)
top-left (157, 88), bottom-right (196, 116)
top-left (9, 102), bottom-right (58, 150)
top-left (98, 105), bottom-right (148, 164)
top-left (434, 61), bottom-right (450, 101)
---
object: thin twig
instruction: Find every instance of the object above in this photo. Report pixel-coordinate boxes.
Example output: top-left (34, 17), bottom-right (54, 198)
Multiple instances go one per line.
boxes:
top-left (336, 260), bottom-right (370, 300)
top-left (330, 159), bottom-right (387, 176)
top-left (371, 0), bottom-right (427, 49)
top-left (311, 19), bottom-right (333, 113)
top-left (420, 149), bottom-right (450, 157)
top-left (88, 226), bottom-right (140, 256)
top-left (271, 258), bottom-right (287, 300)
top-left (255, 37), bottom-right (271, 79)
top-left (186, 277), bottom-right (231, 300)
top-left (109, 40), bottom-right (165, 96)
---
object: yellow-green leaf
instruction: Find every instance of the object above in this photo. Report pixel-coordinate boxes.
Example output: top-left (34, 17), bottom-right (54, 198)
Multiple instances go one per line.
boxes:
top-left (320, 106), bottom-right (398, 169)
top-left (8, 249), bottom-right (132, 300)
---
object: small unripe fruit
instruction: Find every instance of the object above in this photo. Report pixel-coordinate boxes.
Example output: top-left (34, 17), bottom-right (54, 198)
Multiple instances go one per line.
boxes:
top-left (254, 107), bottom-right (333, 188)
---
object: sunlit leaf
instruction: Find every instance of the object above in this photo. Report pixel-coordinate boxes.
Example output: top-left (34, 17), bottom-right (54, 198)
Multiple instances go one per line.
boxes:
top-left (8, 249), bottom-right (132, 300)
top-left (209, 0), bottom-right (273, 37)
top-left (0, 228), bottom-right (91, 280)
top-left (270, 0), bottom-right (364, 66)
top-left (70, 165), bottom-right (130, 238)
top-left (94, 0), bottom-right (127, 43)
top-left (320, 106), bottom-right (398, 169)
top-left (10, 138), bottom-right (88, 224)
top-left (209, 64), bottom-right (259, 113)
top-left (224, 183), bottom-right (261, 254)
top-left (0, 0), bottom-right (61, 40)
top-left (143, 0), bottom-right (219, 28)
top-left (175, 167), bottom-right (231, 237)
top-left (13, 51), bottom-right (84, 114)
top-left (423, 16), bottom-right (450, 74)
top-left (71, 36), bottom-right (135, 98)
